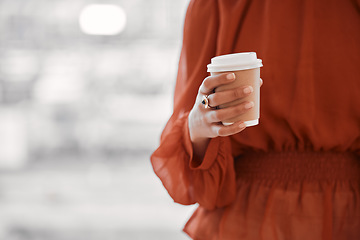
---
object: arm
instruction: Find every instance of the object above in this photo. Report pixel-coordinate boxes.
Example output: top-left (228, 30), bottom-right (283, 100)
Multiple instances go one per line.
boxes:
top-left (151, 0), bottom-right (253, 210)
top-left (151, 113), bottom-right (236, 210)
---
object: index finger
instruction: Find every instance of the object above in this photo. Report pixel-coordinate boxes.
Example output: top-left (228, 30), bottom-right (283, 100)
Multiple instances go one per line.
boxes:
top-left (199, 73), bottom-right (235, 95)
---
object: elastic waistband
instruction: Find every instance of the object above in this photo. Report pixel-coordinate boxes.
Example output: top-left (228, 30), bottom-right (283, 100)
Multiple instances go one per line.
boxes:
top-left (235, 151), bottom-right (360, 181)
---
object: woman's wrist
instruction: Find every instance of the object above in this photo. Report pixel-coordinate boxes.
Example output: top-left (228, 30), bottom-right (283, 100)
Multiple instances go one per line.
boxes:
top-left (191, 136), bottom-right (211, 159)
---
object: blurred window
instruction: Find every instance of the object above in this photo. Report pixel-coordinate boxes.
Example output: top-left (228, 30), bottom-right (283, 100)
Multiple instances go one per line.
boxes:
top-left (79, 4), bottom-right (127, 35)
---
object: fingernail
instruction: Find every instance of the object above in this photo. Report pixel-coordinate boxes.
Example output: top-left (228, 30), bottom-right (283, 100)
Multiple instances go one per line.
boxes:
top-left (239, 123), bottom-right (246, 129)
top-left (243, 86), bottom-right (253, 94)
top-left (226, 73), bottom-right (235, 80)
top-left (245, 102), bottom-right (254, 109)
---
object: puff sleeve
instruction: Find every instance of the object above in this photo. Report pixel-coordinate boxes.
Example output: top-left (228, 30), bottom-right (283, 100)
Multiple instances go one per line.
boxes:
top-left (150, 0), bottom-right (236, 210)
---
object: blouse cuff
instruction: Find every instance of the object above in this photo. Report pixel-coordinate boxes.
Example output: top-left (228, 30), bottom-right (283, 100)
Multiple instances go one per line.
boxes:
top-left (183, 115), bottom-right (221, 170)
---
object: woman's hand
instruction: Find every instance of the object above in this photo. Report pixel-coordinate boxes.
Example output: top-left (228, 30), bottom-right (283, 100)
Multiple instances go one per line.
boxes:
top-left (188, 72), bottom-right (261, 158)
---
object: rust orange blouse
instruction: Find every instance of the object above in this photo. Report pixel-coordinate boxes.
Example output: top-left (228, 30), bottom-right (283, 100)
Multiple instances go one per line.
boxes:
top-left (151, 0), bottom-right (360, 239)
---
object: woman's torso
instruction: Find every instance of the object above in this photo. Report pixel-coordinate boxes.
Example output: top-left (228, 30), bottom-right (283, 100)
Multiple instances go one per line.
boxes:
top-left (210, 0), bottom-right (360, 156)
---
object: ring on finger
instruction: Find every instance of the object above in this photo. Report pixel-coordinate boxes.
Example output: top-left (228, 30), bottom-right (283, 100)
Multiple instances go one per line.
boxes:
top-left (202, 95), bottom-right (212, 109)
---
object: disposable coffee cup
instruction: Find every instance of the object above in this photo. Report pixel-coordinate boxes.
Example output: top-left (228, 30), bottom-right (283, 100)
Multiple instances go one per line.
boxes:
top-left (207, 52), bottom-right (263, 127)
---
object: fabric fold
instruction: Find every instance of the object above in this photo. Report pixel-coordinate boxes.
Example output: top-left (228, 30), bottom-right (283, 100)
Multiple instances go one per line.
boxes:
top-left (151, 113), bottom-right (237, 210)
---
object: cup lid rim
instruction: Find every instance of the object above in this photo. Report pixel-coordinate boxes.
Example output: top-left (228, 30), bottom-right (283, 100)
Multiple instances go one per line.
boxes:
top-left (207, 59), bottom-right (263, 72)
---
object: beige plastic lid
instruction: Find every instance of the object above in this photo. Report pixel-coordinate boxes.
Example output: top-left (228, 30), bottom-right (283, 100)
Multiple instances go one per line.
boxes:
top-left (207, 52), bottom-right (263, 72)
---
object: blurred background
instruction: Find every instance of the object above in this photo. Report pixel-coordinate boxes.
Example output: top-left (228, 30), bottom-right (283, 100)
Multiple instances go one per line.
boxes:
top-left (0, 0), bottom-right (196, 239)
